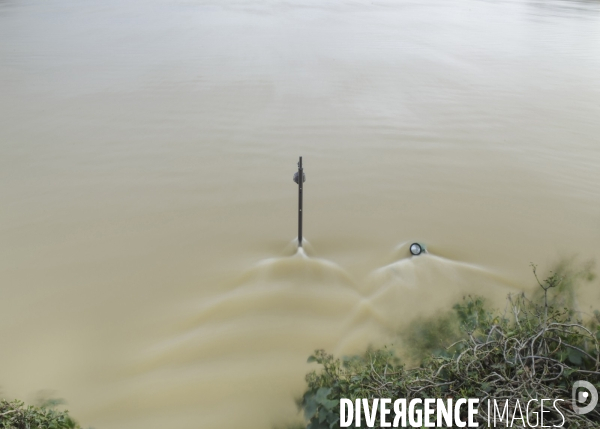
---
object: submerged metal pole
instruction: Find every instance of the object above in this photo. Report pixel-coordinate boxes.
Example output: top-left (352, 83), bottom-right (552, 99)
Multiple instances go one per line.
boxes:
top-left (297, 156), bottom-right (303, 247)
top-left (293, 156), bottom-right (305, 247)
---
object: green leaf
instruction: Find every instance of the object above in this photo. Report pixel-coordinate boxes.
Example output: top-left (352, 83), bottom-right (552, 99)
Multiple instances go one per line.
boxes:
top-left (315, 387), bottom-right (337, 409)
top-left (304, 394), bottom-right (318, 420)
top-left (568, 349), bottom-right (583, 366)
top-left (315, 387), bottom-right (332, 403)
top-left (480, 382), bottom-right (492, 393)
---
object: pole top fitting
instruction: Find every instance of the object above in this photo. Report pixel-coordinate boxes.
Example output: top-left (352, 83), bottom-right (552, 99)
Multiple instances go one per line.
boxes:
top-left (293, 171), bottom-right (306, 184)
top-left (294, 156), bottom-right (306, 183)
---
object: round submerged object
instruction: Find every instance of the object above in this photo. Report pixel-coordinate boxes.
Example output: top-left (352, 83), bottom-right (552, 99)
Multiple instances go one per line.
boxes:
top-left (410, 243), bottom-right (424, 256)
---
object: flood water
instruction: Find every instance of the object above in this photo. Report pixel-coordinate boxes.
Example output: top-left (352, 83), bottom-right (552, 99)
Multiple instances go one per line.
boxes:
top-left (1, 0), bottom-right (600, 428)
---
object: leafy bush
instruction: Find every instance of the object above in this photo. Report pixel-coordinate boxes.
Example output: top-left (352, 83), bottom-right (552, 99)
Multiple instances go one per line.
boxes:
top-left (0, 400), bottom-right (81, 429)
top-left (300, 264), bottom-right (600, 428)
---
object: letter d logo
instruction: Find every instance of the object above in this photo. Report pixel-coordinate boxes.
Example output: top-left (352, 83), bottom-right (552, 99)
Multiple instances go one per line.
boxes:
top-left (573, 381), bottom-right (598, 415)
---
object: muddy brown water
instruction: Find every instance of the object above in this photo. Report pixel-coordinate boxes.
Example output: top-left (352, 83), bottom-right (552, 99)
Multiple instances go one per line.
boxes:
top-left (1, 0), bottom-right (600, 428)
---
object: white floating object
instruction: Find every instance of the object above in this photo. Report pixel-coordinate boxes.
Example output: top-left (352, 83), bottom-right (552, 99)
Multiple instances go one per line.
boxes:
top-left (410, 243), bottom-right (424, 256)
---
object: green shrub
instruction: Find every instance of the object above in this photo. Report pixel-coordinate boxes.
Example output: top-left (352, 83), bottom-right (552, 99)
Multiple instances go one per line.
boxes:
top-left (300, 264), bottom-right (600, 428)
top-left (0, 400), bottom-right (81, 429)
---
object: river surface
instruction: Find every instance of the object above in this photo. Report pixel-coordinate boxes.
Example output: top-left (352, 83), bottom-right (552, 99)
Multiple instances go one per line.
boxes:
top-left (1, 0), bottom-right (600, 428)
